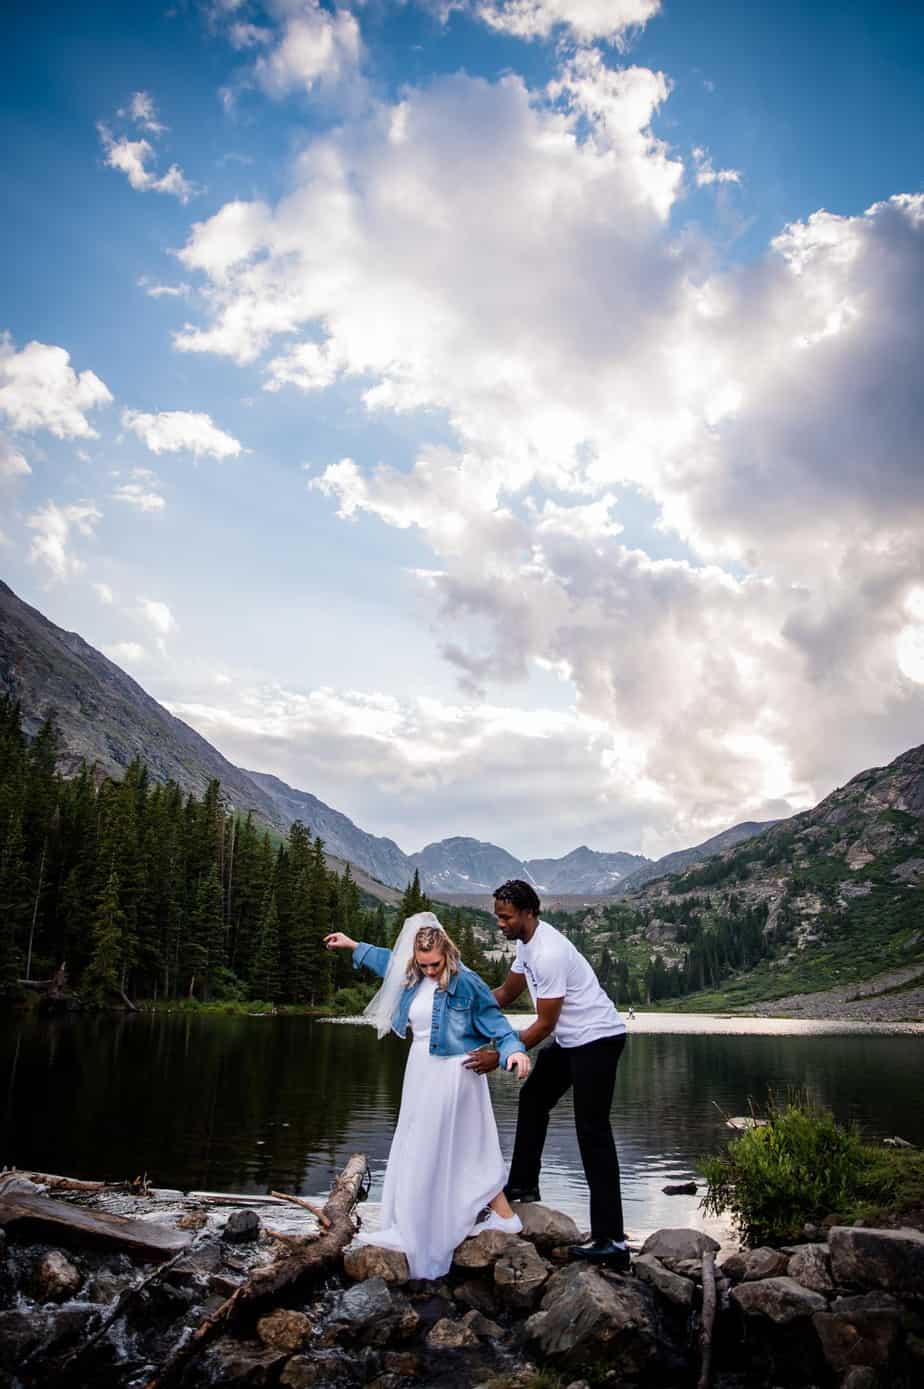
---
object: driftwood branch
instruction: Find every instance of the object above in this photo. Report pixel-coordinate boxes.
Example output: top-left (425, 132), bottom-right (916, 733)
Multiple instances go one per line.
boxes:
top-left (143, 1153), bottom-right (368, 1389)
top-left (0, 1190), bottom-right (190, 1258)
top-left (697, 1247), bottom-right (717, 1389)
top-left (269, 1189), bottom-right (332, 1228)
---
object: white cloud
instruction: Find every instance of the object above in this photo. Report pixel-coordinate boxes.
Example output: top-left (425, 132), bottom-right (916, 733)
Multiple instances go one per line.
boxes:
top-left (692, 145), bottom-right (741, 187)
top-left (27, 501), bottom-right (102, 581)
top-left (137, 596), bottom-right (176, 638)
top-left (252, 0), bottom-right (362, 97)
top-left (120, 90), bottom-right (166, 133)
top-left (0, 335), bottom-right (112, 438)
top-left (140, 281), bottom-right (191, 298)
top-left (0, 434), bottom-right (30, 477)
top-left (475, 0), bottom-right (661, 44)
top-left (93, 582), bottom-right (115, 605)
top-left (121, 408), bottom-right (242, 459)
top-left (170, 49), bottom-right (924, 844)
top-left (105, 641), bottom-right (148, 666)
top-left (111, 479), bottom-right (166, 511)
top-left (98, 124), bottom-right (197, 202)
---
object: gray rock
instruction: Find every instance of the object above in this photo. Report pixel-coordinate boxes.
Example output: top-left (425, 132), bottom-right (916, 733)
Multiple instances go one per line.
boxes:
top-left (722, 1246), bottom-right (790, 1282)
top-left (517, 1203), bottom-right (582, 1252)
top-left (494, 1239), bottom-right (550, 1311)
top-left (787, 1243), bottom-right (835, 1294)
top-left (383, 1351), bottom-right (420, 1376)
top-left (633, 1253), bottom-right (695, 1307)
top-left (255, 1308), bottom-right (312, 1352)
top-left (453, 1227), bottom-right (519, 1272)
top-left (279, 1356), bottom-right (324, 1388)
top-left (730, 1276), bottom-right (828, 1324)
top-left (426, 1316), bottom-right (479, 1349)
top-left (454, 1277), bottom-right (497, 1315)
top-left (813, 1292), bottom-right (901, 1374)
top-left (334, 1276), bottom-right (419, 1345)
top-left (223, 1208), bottom-right (261, 1243)
top-left (460, 1308), bottom-right (505, 1339)
top-left (640, 1228), bottom-right (720, 1263)
top-left (32, 1249), bottom-right (82, 1302)
top-left (828, 1225), bottom-right (924, 1297)
top-left (207, 1339), bottom-right (297, 1385)
top-left (524, 1262), bottom-right (660, 1373)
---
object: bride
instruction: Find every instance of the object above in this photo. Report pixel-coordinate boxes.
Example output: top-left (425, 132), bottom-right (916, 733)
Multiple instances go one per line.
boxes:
top-left (324, 911), bottom-right (530, 1279)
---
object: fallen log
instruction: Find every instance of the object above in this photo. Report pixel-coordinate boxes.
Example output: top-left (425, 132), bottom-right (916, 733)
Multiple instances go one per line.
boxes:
top-left (270, 1188), bottom-right (331, 1228)
top-left (3, 1168), bottom-right (132, 1195)
top-left (143, 1152), bottom-right (368, 1389)
top-left (0, 1191), bottom-right (191, 1258)
top-left (697, 1247), bottom-right (717, 1389)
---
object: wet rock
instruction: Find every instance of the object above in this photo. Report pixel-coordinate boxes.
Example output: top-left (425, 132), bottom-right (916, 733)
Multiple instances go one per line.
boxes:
top-left (334, 1275), bottom-right (419, 1345)
top-left (280, 1351), bottom-right (354, 1386)
top-left (426, 1315), bottom-right (479, 1349)
top-left (169, 1239), bottom-right (222, 1278)
top-left (367, 1376), bottom-right (403, 1389)
top-left (209, 1271), bottom-right (245, 1298)
top-left (87, 1268), bottom-right (136, 1303)
top-left (383, 1350), bottom-right (420, 1376)
top-left (343, 1244), bottom-right (410, 1284)
top-left (177, 1211), bottom-right (208, 1230)
top-left (454, 1277), bottom-right (497, 1315)
top-left (828, 1225), bottom-right (924, 1297)
top-left (0, 1306), bottom-right (97, 1371)
top-left (788, 1243), bottom-right (835, 1294)
top-left (840, 1369), bottom-right (880, 1389)
top-left (673, 1258), bottom-right (704, 1280)
top-left (730, 1275), bottom-right (828, 1323)
top-left (810, 1291), bottom-right (903, 1379)
top-left (207, 1337), bottom-right (289, 1384)
top-left (640, 1227), bottom-right (720, 1264)
top-left (32, 1249), bottom-right (82, 1302)
top-left (453, 1227), bottom-right (519, 1272)
top-left (524, 1262), bottom-right (660, 1373)
top-left (662, 1182), bottom-right (698, 1195)
top-left (223, 1208), bottom-right (261, 1243)
top-left (494, 1239), bottom-right (550, 1311)
top-left (633, 1253), bottom-right (695, 1307)
top-left (721, 1247), bottom-right (790, 1282)
top-left (460, 1307), bottom-right (505, 1339)
top-left (516, 1203), bottom-right (582, 1252)
top-left (255, 1308), bottom-right (312, 1352)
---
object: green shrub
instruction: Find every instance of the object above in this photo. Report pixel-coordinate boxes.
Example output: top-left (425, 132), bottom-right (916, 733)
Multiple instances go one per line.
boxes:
top-left (330, 984), bottom-right (376, 1015)
top-left (701, 1099), bottom-right (864, 1245)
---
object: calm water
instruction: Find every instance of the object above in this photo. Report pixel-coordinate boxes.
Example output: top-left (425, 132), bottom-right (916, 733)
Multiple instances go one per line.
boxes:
top-left (3, 1011), bottom-right (923, 1242)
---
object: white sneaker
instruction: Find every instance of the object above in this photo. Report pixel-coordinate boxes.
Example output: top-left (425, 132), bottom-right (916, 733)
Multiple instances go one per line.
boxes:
top-left (472, 1211), bottom-right (522, 1235)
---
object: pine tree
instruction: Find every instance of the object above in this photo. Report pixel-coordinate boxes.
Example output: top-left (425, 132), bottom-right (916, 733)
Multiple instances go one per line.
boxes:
top-left (0, 812), bottom-right (29, 996)
top-left (83, 870), bottom-right (126, 1005)
top-left (393, 869), bottom-right (432, 940)
top-left (251, 893), bottom-right (283, 1002)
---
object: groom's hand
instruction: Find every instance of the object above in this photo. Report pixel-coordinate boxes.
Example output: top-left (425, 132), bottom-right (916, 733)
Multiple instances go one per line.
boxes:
top-left (463, 1046), bottom-right (500, 1074)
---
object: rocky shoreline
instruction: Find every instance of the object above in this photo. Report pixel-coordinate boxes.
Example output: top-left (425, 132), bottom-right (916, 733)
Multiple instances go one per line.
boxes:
top-left (737, 965), bottom-right (924, 1023)
top-left (1, 1166), bottom-right (923, 1388)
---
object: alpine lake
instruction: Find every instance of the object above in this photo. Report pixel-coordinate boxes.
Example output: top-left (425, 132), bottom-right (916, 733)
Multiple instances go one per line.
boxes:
top-left (3, 1010), bottom-right (923, 1244)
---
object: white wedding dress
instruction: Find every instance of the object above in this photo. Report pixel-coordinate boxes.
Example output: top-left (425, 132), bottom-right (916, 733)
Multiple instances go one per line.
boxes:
top-left (356, 977), bottom-right (506, 1279)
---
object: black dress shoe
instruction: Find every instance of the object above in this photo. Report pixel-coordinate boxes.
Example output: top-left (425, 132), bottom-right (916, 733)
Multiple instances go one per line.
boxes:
top-left (568, 1238), bottom-right (631, 1272)
top-left (503, 1184), bottom-right (541, 1204)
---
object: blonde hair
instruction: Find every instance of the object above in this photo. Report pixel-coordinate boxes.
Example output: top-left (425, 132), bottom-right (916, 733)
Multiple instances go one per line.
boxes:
top-left (404, 922), bottom-right (462, 991)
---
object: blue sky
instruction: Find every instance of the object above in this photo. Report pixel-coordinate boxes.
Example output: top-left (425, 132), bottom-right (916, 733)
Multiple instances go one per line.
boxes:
top-left (2, 0), bottom-right (923, 858)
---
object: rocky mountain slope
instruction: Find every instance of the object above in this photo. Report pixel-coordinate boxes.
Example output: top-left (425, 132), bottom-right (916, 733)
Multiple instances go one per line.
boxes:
top-left (580, 743), bottom-right (924, 1008)
top-left (615, 820), bottom-right (779, 894)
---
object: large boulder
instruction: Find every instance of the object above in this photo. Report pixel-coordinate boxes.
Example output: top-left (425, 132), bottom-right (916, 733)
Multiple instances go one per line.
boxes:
top-left (426, 1316), bottom-right (480, 1350)
top-left (332, 1276), bottom-right (419, 1346)
top-left (453, 1228), bottom-right (519, 1272)
top-left (813, 1292), bottom-right (903, 1376)
top-left (31, 1250), bottom-right (82, 1303)
top-left (787, 1243), bottom-right (835, 1294)
top-left (222, 1208), bottom-right (261, 1243)
top-left (633, 1254), bottom-right (694, 1308)
top-left (828, 1226), bottom-right (924, 1297)
top-left (730, 1275), bottom-right (828, 1324)
top-left (640, 1228), bottom-right (720, 1267)
top-left (343, 1244), bottom-right (410, 1285)
top-left (524, 1263), bottom-right (661, 1374)
top-left (517, 1203), bottom-right (583, 1252)
top-left (494, 1240), bottom-right (550, 1311)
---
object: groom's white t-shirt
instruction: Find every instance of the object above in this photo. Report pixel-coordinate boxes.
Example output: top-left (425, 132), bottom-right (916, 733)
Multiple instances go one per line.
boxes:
top-left (513, 919), bottom-right (625, 1049)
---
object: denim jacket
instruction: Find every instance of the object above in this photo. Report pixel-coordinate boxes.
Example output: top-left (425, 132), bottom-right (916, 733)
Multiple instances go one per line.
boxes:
top-left (352, 942), bottom-right (522, 1066)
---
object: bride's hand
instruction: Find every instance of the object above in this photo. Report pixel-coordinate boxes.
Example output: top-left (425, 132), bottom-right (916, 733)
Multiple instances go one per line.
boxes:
top-left (506, 1051), bottom-right (531, 1080)
top-left (323, 932), bottom-right (357, 950)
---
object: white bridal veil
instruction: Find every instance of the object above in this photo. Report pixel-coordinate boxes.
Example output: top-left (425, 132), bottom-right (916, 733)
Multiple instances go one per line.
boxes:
top-left (362, 910), bottom-right (443, 1039)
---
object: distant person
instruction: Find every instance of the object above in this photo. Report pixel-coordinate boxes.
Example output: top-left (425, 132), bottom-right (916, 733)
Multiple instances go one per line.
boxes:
top-left (628, 1006), bottom-right (636, 1021)
top-left (324, 912), bottom-right (530, 1280)
top-left (464, 880), bottom-right (630, 1270)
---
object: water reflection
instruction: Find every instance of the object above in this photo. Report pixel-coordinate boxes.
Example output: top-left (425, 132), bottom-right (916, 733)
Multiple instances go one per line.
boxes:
top-left (2, 1011), bottom-right (922, 1243)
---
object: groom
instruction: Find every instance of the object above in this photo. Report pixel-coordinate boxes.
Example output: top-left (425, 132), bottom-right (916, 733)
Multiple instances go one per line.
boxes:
top-left (465, 879), bottom-right (630, 1270)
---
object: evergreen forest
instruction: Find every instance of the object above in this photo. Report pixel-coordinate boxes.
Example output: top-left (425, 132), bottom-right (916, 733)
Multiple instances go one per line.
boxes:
top-left (0, 698), bottom-right (504, 1010)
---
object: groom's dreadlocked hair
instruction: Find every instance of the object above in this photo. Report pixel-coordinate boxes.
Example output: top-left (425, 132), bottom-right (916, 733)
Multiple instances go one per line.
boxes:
top-left (404, 922), bottom-right (461, 991)
top-left (493, 879), bottom-right (541, 914)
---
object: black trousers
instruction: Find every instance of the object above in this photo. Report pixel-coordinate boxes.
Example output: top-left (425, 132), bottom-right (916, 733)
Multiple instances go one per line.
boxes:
top-left (507, 1033), bottom-right (626, 1241)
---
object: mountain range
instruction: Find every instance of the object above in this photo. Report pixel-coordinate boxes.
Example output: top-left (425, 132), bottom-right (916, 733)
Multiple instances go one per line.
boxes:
top-left (0, 579), bottom-right (807, 902)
